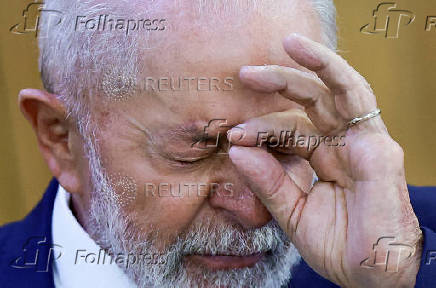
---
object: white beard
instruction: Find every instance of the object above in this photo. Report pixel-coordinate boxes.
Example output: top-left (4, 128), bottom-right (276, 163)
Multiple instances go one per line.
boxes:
top-left (82, 129), bottom-right (301, 288)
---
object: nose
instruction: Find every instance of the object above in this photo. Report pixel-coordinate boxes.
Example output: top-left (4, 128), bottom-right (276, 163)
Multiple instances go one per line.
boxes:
top-left (207, 158), bottom-right (272, 229)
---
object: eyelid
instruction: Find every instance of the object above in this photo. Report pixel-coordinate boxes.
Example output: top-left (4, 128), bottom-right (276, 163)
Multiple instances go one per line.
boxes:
top-left (168, 155), bottom-right (208, 169)
top-left (172, 155), bottom-right (209, 162)
top-left (191, 138), bottom-right (220, 151)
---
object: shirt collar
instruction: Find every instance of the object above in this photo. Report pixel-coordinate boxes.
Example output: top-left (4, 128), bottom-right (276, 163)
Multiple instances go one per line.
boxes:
top-left (51, 185), bottom-right (136, 287)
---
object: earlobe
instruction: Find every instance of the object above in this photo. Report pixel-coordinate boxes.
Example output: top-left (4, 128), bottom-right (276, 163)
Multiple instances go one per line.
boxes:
top-left (18, 89), bottom-right (82, 194)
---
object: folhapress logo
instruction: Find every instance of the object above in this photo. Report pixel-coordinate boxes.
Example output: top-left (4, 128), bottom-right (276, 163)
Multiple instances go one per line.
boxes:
top-left (360, 236), bottom-right (415, 272)
top-left (191, 119), bottom-right (246, 155)
top-left (361, 2), bottom-right (415, 38)
top-left (10, 1), bottom-right (62, 38)
top-left (9, 236), bottom-right (63, 272)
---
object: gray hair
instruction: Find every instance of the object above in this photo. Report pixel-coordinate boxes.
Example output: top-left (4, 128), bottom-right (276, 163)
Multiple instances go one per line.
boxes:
top-left (311, 0), bottom-right (337, 50)
top-left (38, 0), bottom-right (336, 123)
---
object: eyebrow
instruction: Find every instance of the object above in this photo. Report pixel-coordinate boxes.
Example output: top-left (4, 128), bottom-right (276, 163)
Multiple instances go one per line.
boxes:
top-left (126, 116), bottom-right (217, 146)
top-left (164, 123), bottom-right (211, 143)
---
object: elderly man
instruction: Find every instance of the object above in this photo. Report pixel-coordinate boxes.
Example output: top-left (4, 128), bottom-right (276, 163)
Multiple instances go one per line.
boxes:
top-left (1, 0), bottom-right (435, 287)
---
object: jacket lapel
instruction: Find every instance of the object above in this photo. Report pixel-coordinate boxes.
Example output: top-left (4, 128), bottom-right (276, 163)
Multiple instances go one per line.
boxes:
top-left (0, 178), bottom-right (58, 288)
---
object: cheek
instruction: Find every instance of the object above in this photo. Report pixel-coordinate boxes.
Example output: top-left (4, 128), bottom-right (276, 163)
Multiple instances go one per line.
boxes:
top-left (117, 179), bottom-right (209, 248)
top-left (93, 127), bottom-right (218, 245)
top-left (96, 145), bottom-right (210, 246)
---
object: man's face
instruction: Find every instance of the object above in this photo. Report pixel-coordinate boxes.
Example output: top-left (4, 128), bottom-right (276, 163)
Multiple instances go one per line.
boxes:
top-left (75, 0), bottom-right (322, 286)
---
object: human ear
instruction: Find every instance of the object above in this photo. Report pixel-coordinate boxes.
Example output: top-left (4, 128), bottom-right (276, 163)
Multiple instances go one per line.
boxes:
top-left (18, 89), bottom-right (82, 194)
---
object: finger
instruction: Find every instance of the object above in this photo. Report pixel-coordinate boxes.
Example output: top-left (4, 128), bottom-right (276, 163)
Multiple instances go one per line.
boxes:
top-left (227, 109), bottom-right (322, 159)
top-left (273, 153), bottom-right (315, 194)
top-left (228, 146), bottom-right (307, 240)
top-left (282, 33), bottom-right (377, 119)
top-left (239, 65), bottom-right (343, 133)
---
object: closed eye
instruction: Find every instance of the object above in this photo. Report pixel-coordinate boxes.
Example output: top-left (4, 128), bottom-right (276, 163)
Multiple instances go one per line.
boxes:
top-left (170, 155), bottom-right (210, 168)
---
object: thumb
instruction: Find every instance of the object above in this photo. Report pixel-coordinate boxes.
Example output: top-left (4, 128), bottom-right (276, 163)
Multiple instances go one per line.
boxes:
top-left (229, 146), bottom-right (307, 240)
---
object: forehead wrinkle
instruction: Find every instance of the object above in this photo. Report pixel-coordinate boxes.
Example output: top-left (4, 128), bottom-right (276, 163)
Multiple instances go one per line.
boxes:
top-left (126, 116), bottom-right (207, 150)
top-left (125, 115), bottom-right (160, 150)
top-left (125, 115), bottom-right (170, 161)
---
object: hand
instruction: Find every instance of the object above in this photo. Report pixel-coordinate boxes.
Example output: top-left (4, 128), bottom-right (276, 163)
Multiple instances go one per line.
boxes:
top-left (228, 34), bottom-right (422, 288)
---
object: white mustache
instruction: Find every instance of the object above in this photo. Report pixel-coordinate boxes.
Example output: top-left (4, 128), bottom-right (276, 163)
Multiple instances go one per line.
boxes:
top-left (178, 220), bottom-right (290, 257)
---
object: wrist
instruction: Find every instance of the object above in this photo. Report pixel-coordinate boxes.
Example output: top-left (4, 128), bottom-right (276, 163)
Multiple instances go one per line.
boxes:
top-left (395, 231), bottom-right (423, 287)
top-left (352, 229), bottom-right (423, 288)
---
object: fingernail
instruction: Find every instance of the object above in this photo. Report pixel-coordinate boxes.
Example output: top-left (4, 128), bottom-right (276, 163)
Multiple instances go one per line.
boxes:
top-left (227, 124), bottom-right (246, 143)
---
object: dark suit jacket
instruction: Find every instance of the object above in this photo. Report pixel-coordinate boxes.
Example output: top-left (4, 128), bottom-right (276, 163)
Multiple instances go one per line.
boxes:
top-left (0, 179), bottom-right (435, 287)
